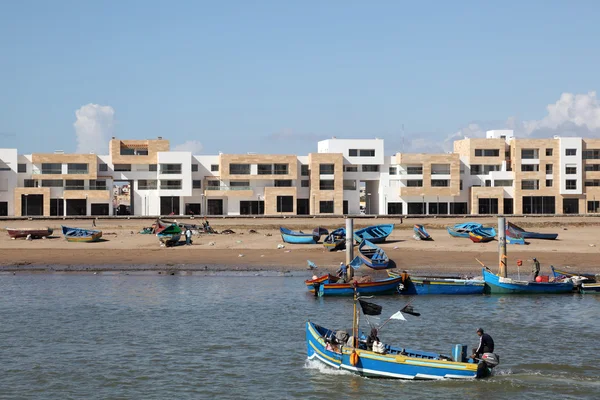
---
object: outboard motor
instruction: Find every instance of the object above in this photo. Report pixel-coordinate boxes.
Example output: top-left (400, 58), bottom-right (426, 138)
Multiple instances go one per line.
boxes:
top-left (481, 352), bottom-right (500, 368)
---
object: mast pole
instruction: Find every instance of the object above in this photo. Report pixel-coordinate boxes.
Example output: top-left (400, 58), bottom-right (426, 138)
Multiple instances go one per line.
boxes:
top-left (352, 285), bottom-right (358, 348)
top-left (346, 218), bottom-right (354, 280)
top-left (498, 216), bottom-right (507, 277)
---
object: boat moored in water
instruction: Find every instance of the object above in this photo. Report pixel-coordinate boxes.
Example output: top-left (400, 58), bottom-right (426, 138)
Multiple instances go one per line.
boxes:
top-left (388, 270), bottom-right (485, 295)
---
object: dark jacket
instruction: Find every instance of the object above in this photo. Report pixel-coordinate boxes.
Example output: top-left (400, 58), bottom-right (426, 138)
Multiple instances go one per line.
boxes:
top-left (475, 333), bottom-right (494, 356)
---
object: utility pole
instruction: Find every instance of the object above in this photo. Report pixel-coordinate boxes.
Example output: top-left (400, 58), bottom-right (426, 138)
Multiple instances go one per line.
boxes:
top-left (498, 217), bottom-right (507, 277)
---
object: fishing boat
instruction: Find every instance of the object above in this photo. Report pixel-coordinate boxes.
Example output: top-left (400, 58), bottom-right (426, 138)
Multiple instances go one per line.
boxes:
top-left (468, 227), bottom-right (496, 243)
top-left (551, 266), bottom-right (597, 282)
top-left (388, 270), bottom-right (485, 295)
top-left (482, 268), bottom-right (574, 294)
top-left (357, 240), bottom-right (390, 270)
top-left (446, 223), bottom-right (482, 238)
top-left (580, 283), bottom-right (600, 294)
top-left (413, 225), bottom-right (431, 240)
top-left (505, 227), bottom-right (527, 245)
top-left (507, 222), bottom-right (558, 240)
top-left (61, 226), bottom-right (102, 243)
top-left (6, 227), bottom-right (53, 239)
top-left (280, 227), bottom-right (328, 244)
top-left (353, 224), bottom-right (394, 244)
top-left (306, 289), bottom-right (499, 379)
top-left (323, 228), bottom-right (346, 251)
top-left (157, 224), bottom-right (182, 246)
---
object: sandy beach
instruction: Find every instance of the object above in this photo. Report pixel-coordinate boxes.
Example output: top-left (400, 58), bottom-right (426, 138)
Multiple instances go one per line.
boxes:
top-left (2, 216), bottom-right (600, 275)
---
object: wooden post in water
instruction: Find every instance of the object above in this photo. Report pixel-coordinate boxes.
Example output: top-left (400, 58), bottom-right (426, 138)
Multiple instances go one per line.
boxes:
top-left (498, 216), bottom-right (507, 277)
top-left (346, 218), bottom-right (354, 280)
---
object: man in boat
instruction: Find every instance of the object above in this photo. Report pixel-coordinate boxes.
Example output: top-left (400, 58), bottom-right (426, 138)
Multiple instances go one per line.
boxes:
top-left (336, 262), bottom-right (347, 283)
top-left (532, 257), bottom-right (541, 280)
top-left (472, 328), bottom-right (494, 359)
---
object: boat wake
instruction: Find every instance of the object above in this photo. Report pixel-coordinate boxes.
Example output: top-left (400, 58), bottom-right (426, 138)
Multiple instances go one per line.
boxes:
top-left (303, 359), bottom-right (351, 376)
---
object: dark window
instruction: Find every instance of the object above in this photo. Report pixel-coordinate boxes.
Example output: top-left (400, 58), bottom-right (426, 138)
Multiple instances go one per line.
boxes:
top-left (0, 202), bottom-right (7, 216)
top-left (521, 180), bottom-right (539, 190)
top-left (563, 198), bottom-right (579, 214)
top-left (349, 149), bottom-right (358, 156)
top-left (138, 180), bottom-right (157, 190)
top-left (120, 148), bottom-right (135, 155)
top-left (359, 149), bottom-right (375, 157)
top-left (211, 164), bottom-right (219, 172)
top-left (485, 180), bottom-right (491, 187)
top-left (546, 179), bottom-right (553, 187)
top-left (301, 180), bottom-right (309, 187)
top-left (460, 180), bottom-right (463, 190)
top-left (273, 164), bottom-right (289, 175)
top-left (475, 149), bottom-right (482, 157)
top-left (274, 180), bottom-right (292, 187)
top-left (319, 201), bottom-right (334, 213)
top-left (42, 163), bottom-right (62, 174)
top-left (160, 180), bottom-right (182, 190)
top-left (450, 202), bottom-right (468, 214)
top-left (186, 203), bottom-right (202, 215)
top-left (49, 198), bottom-right (64, 216)
top-left (546, 164), bottom-right (553, 174)
top-left (21, 194), bottom-right (44, 216)
top-left (585, 180), bottom-right (600, 187)
top-left (407, 166), bottom-right (422, 175)
top-left (521, 164), bottom-right (539, 172)
top-left (300, 165), bottom-right (309, 176)
top-left (503, 198), bottom-right (514, 215)
top-left (362, 165), bottom-right (379, 172)
top-left (343, 200), bottom-right (348, 215)
top-left (546, 148), bottom-right (553, 156)
top-left (566, 166), bottom-right (577, 174)
top-left (522, 196), bottom-right (555, 214)
top-left (431, 179), bottom-right (449, 187)
top-left (160, 196), bottom-right (180, 215)
top-left (583, 150), bottom-right (600, 159)
top-left (99, 163), bottom-right (108, 172)
top-left (258, 164), bottom-right (272, 175)
top-left (343, 165), bottom-right (358, 172)
top-left (230, 181), bottom-right (249, 188)
top-left (566, 149), bottom-right (577, 156)
top-left (319, 180), bottom-right (335, 190)
top-left (319, 164), bottom-right (335, 174)
top-left (207, 180), bottom-right (220, 188)
top-left (389, 166), bottom-right (397, 175)
top-left (428, 202), bottom-right (448, 215)
top-left (587, 201), bottom-right (600, 213)
top-left (18, 164), bottom-right (26, 173)
top-left (191, 164), bottom-right (198, 172)
top-left (475, 149), bottom-right (499, 157)
top-left (407, 202), bottom-right (425, 215)
top-left (149, 164), bottom-right (158, 172)
top-left (68, 163), bottom-right (88, 174)
top-left (297, 199), bottom-right (309, 215)
top-left (343, 180), bottom-right (356, 190)
top-left (470, 165), bottom-right (482, 175)
top-left (277, 196), bottom-right (294, 212)
top-left (566, 180), bottom-right (577, 190)
top-left (193, 180), bottom-right (202, 189)
top-left (207, 199), bottom-right (223, 215)
top-left (478, 198), bottom-right (499, 214)
top-left (24, 179), bottom-right (36, 188)
top-left (387, 202), bottom-right (403, 215)
top-left (66, 199), bottom-right (87, 216)
top-left (240, 201), bottom-right (264, 215)
top-left (521, 149), bottom-right (538, 159)
top-left (91, 204), bottom-right (109, 216)
top-left (114, 164), bottom-right (131, 172)
top-left (65, 180), bottom-right (85, 190)
top-left (229, 164), bottom-right (250, 175)
top-left (90, 180), bottom-right (107, 190)
top-left (585, 164), bottom-right (600, 171)
top-left (406, 180), bottom-right (423, 187)
top-left (41, 179), bottom-right (63, 187)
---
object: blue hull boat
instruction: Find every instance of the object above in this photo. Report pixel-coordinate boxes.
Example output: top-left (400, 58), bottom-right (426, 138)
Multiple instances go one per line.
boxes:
top-left (413, 224), bottom-right (431, 240)
top-left (482, 268), bottom-right (574, 294)
top-left (508, 222), bottom-right (558, 240)
top-left (468, 227), bottom-right (496, 243)
top-left (61, 225), bottom-right (103, 242)
top-left (505, 227), bottom-right (527, 245)
top-left (353, 224), bottom-right (394, 244)
top-left (358, 240), bottom-right (390, 270)
top-left (389, 271), bottom-right (485, 295)
top-left (304, 275), bottom-right (403, 296)
top-left (280, 227), bottom-right (328, 244)
top-left (447, 223), bottom-right (482, 238)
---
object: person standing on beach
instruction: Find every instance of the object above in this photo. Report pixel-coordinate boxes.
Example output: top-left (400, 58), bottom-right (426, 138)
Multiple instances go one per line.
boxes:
top-left (532, 257), bottom-right (540, 280)
top-left (185, 228), bottom-right (192, 245)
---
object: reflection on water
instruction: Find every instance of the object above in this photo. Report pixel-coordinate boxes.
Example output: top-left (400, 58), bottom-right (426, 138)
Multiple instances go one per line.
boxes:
top-left (0, 274), bottom-right (598, 400)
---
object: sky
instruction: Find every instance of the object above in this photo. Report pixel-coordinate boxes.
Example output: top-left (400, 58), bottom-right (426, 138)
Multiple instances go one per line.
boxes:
top-left (1, 0), bottom-right (600, 156)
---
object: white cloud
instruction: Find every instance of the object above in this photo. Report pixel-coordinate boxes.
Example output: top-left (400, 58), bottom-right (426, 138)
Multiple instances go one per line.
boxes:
top-left (173, 140), bottom-right (203, 154)
top-left (73, 104), bottom-right (115, 154)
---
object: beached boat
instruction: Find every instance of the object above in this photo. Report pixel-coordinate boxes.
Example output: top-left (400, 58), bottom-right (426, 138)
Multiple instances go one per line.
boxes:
top-left (551, 266), bottom-right (597, 282)
top-left (280, 227), bottom-right (328, 244)
top-left (304, 274), bottom-right (402, 296)
top-left (413, 225), bottom-right (431, 240)
top-left (157, 224), bottom-right (182, 245)
top-left (507, 222), bottom-right (558, 240)
top-left (468, 227), bottom-right (496, 243)
top-left (61, 226), bottom-right (102, 243)
top-left (447, 223), bottom-right (482, 238)
top-left (306, 290), bottom-right (499, 379)
top-left (505, 227), bottom-right (527, 245)
top-left (388, 270), bottom-right (485, 295)
top-left (353, 224), bottom-right (394, 244)
top-left (6, 227), bottom-right (53, 239)
top-left (580, 283), bottom-right (600, 294)
top-left (357, 240), bottom-right (390, 270)
top-left (323, 228), bottom-right (346, 251)
top-left (482, 268), bottom-right (574, 294)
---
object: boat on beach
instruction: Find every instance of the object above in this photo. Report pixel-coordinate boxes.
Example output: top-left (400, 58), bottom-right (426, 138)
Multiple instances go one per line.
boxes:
top-left (157, 224), bottom-right (182, 246)
top-left (388, 270), bottom-right (485, 295)
top-left (280, 227), bottom-right (328, 244)
top-left (357, 240), bottom-right (391, 270)
top-left (507, 222), bottom-right (558, 240)
top-left (353, 224), bottom-right (394, 244)
top-left (61, 226), bottom-right (102, 242)
top-left (468, 227), bottom-right (496, 243)
top-left (447, 223), bottom-right (482, 238)
top-left (505, 227), bottom-right (527, 245)
top-left (413, 225), bottom-right (431, 240)
top-left (6, 227), bottom-right (53, 239)
top-left (323, 228), bottom-right (346, 251)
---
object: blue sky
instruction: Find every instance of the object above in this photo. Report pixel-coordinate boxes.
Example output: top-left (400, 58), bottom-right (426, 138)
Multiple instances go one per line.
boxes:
top-left (2, 0), bottom-right (600, 155)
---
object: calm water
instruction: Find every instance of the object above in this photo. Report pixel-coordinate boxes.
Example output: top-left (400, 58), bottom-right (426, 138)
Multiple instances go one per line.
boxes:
top-left (1, 273), bottom-right (599, 399)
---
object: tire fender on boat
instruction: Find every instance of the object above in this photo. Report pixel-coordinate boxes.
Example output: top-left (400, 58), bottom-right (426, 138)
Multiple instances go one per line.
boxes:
top-left (350, 351), bottom-right (359, 366)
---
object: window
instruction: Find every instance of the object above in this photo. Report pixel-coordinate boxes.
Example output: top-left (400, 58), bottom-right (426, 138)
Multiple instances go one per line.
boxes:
top-left (406, 166), bottom-right (422, 175)
top-left (24, 179), bottom-right (36, 187)
top-left (565, 165), bottom-right (577, 174)
top-left (470, 165), bottom-right (482, 175)
top-left (258, 164), bottom-right (273, 175)
top-left (193, 180), bottom-right (202, 189)
top-left (494, 180), bottom-right (513, 187)
top-left (566, 180), bottom-right (577, 190)
top-left (319, 164), bottom-right (335, 174)
top-left (431, 179), bottom-right (449, 187)
top-left (161, 180), bottom-right (182, 190)
top-left (521, 180), bottom-right (539, 190)
top-left (406, 180), bottom-right (423, 187)
top-left (41, 179), bottom-right (63, 187)
top-left (362, 165), bottom-right (379, 172)
top-left (429, 202), bottom-right (449, 215)
top-left (319, 201), bottom-right (334, 213)
top-left (521, 164), bottom-right (539, 172)
top-left (485, 180), bottom-right (492, 187)
top-left (114, 164), bottom-right (131, 172)
top-left (160, 164), bottom-right (182, 174)
top-left (478, 198), bottom-right (499, 214)
top-left (546, 179), bottom-right (553, 187)
top-left (41, 163), bottom-right (62, 174)
top-left (343, 165), bottom-right (358, 172)
top-left (522, 196), bottom-right (556, 214)
top-left (67, 163), bottom-right (88, 174)
top-left (319, 180), bottom-right (335, 190)
top-left (431, 164), bottom-right (451, 175)
top-left (588, 201), bottom-right (600, 213)
top-left (475, 149), bottom-right (499, 157)
top-left (191, 164), bottom-right (198, 172)
top-left (546, 148), bottom-right (553, 156)
top-left (450, 202), bottom-right (468, 214)
top-left (120, 148), bottom-right (135, 156)
top-left (475, 149), bottom-right (482, 157)
top-left (460, 180), bottom-right (463, 190)
top-left (343, 180), bottom-right (356, 190)
top-left (274, 180), bottom-right (292, 187)
top-left (521, 149), bottom-right (538, 159)
top-left (230, 181), bottom-right (250, 189)
top-left (349, 149), bottom-right (358, 156)
top-left (18, 164), bottom-right (26, 173)
top-left (138, 180), bottom-right (158, 190)
top-left (583, 150), bottom-right (600, 159)
top-left (300, 165), bottom-right (309, 176)
top-left (566, 149), bottom-right (577, 156)
top-left (276, 196), bottom-right (294, 213)
top-left (585, 180), bottom-right (600, 187)
top-left (301, 180), bottom-right (309, 187)
top-left (207, 180), bottom-right (220, 188)
top-left (359, 149), bottom-right (375, 157)
top-left (407, 203), bottom-right (425, 215)
top-left (89, 180), bottom-right (106, 190)
top-left (545, 164), bottom-right (553, 174)
top-left (484, 165), bottom-right (501, 174)
top-left (585, 164), bottom-right (600, 172)
top-left (149, 164), bottom-right (157, 172)
top-left (211, 164), bottom-right (219, 172)
top-left (274, 164), bottom-right (289, 175)
top-left (229, 164), bottom-right (250, 175)
top-left (387, 203), bottom-right (403, 215)
top-left (65, 180), bottom-right (84, 190)
top-left (389, 166), bottom-right (397, 175)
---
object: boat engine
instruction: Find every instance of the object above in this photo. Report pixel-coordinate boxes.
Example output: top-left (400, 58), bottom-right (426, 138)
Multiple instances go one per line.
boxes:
top-left (481, 352), bottom-right (500, 367)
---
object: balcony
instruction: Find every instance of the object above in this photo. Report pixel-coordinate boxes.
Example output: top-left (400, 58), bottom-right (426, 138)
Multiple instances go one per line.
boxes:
top-left (37, 169), bottom-right (62, 175)
top-left (206, 186), bottom-right (252, 190)
top-left (67, 169), bottom-right (88, 175)
top-left (161, 184), bottom-right (182, 190)
top-left (65, 186), bottom-right (85, 190)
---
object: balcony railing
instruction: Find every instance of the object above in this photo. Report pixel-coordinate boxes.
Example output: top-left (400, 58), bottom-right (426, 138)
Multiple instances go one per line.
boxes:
top-left (431, 170), bottom-right (451, 175)
top-left (160, 184), bottom-right (182, 190)
top-left (67, 169), bottom-right (89, 175)
top-left (160, 169), bottom-right (182, 174)
top-left (35, 170), bottom-right (62, 175)
top-left (89, 186), bottom-right (108, 191)
top-left (65, 186), bottom-right (85, 190)
top-left (206, 186), bottom-right (252, 191)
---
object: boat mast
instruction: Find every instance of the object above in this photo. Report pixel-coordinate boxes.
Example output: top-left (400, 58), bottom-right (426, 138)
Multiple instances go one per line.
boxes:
top-left (498, 216), bottom-right (507, 277)
top-left (352, 284), bottom-right (358, 348)
top-left (346, 218), bottom-right (354, 280)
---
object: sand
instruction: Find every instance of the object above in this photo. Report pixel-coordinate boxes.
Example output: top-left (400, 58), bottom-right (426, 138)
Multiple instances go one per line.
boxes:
top-left (1, 216), bottom-right (600, 275)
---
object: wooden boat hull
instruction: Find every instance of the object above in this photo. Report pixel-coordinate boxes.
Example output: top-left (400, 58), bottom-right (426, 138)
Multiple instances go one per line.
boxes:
top-left (304, 275), bottom-right (403, 296)
top-left (551, 267), bottom-right (596, 282)
top-left (158, 234), bottom-right (181, 244)
top-left (353, 224), bottom-right (394, 244)
top-left (323, 228), bottom-right (346, 251)
top-left (413, 225), bottom-right (431, 240)
top-left (306, 322), bottom-right (482, 379)
top-left (280, 227), bottom-right (327, 244)
top-left (389, 271), bottom-right (485, 295)
top-left (482, 268), bottom-right (574, 294)
top-left (62, 226), bottom-right (102, 242)
top-left (520, 232), bottom-right (558, 240)
top-left (468, 232), bottom-right (494, 243)
top-left (65, 231), bottom-right (102, 242)
top-left (580, 283), bottom-right (600, 294)
top-left (6, 228), bottom-right (53, 239)
top-left (358, 240), bottom-right (390, 270)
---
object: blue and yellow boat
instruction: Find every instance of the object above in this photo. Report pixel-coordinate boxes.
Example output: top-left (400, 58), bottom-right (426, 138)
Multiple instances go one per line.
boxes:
top-left (358, 240), bottom-right (391, 270)
top-left (388, 271), bottom-right (485, 295)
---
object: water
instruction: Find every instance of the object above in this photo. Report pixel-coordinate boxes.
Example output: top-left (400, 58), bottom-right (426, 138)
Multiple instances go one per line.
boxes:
top-left (0, 273), bottom-right (598, 399)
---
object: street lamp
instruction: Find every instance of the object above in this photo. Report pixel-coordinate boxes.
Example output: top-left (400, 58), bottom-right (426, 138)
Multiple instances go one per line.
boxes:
top-left (367, 193), bottom-right (372, 215)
